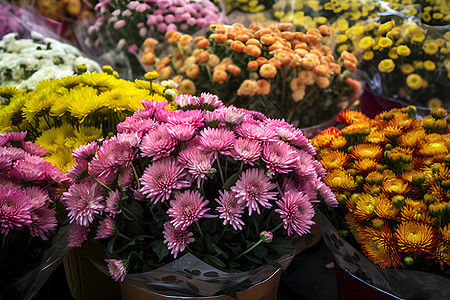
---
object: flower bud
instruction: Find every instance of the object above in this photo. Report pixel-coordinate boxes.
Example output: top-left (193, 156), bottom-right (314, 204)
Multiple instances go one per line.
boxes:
top-left (260, 231), bottom-right (273, 243)
top-left (404, 255), bottom-right (414, 266)
top-left (431, 107), bottom-right (447, 119)
top-left (423, 193), bottom-right (437, 205)
top-left (433, 119), bottom-right (447, 132)
top-left (371, 218), bottom-right (384, 230)
top-left (144, 71), bottom-right (159, 81)
top-left (337, 194), bottom-right (348, 205)
top-left (422, 116), bottom-right (435, 130)
top-left (102, 65), bottom-right (114, 75)
top-left (392, 195), bottom-right (405, 208)
top-left (77, 64), bottom-right (87, 74)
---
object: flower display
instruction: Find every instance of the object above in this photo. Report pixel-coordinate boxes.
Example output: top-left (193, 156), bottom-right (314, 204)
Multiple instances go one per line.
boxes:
top-left (336, 18), bottom-right (450, 108)
top-left (212, 0), bottom-right (274, 14)
top-left (312, 106), bottom-right (450, 276)
top-left (63, 90), bottom-right (337, 291)
top-left (0, 131), bottom-right (69, 298)
top-left (0, 32), bottom-right (101, 90)
top-left (79, 0), bottom-right (225, 75)
top-left (0, 68), bottom-right (176, 172)
top-left (140, 22), bottom-right (361, 128)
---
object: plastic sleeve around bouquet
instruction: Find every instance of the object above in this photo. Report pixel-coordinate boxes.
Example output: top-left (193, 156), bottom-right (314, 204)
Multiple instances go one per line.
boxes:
top-left (316, 210), bottom-right (450, 300)
top-left (92, 240), bottom-right (305, 297)
top-left (7, 226), bottom-right (71, 300)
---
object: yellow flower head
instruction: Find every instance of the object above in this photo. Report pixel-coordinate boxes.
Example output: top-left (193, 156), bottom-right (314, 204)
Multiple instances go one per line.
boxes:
top-left (378, 21), bottom-right (394, 35)
top-left (419, 140), bottom-right (448, 157)
top-left (358, 36), bottom-right (375, 50)
top-left (378, 59), bottom-right (395, 73)
top-left (353, 158), bottom-right (378, 174)
top-left (320, 151), bottom-right (349, 170)
top-left (401, 64), bottom-right (415, 75)
top-left (336, 34), bottom-right (348, 44)
top-left (436, 242), bottom-right (450, 268)
top-left (397, 129), bottom-right (426, 148)
top-left (375, 196), bottom-right (400, 219)
top-left (353, 193), bottom-right (379, 221)
top-left (388, 48), bottom-right (399, 60)
top-left (423, 42), bottom-right (439, 55)
top-left (363, 51), bottom-right (375, 61)
top-left (397, 45), bottom-right (411, 57)
top-left (411, 32), bottom-right (426, 44)
top-left (366, 130), bottom-right (387, 145)
top-left (378, 37), bottom-right (393, 48)
top-left (311, 127), bottom-right (342, 149)
top-left (395, 221), bottom-right (436, 255)
top-left (399, 199), bottom-right (432, 224)
top-left (424, 60), bottom-right (436, 71)
top-left (324, 169), bottom-right (358, 191)
top-left (382, 176), bottom-right (410, 195)
top-left (351, 143), bottom-right (383, 161)
top-left (406, 74), bottom-right (423, 90)
top-left (366, 171), bottom-right (384, 185)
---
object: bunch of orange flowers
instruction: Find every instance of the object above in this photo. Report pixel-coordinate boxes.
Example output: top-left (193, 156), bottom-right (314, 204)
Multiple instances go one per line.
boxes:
top-left (140, 22), bottom-right (360, 128)
top-left (312, 106), bottom-right (450, 275)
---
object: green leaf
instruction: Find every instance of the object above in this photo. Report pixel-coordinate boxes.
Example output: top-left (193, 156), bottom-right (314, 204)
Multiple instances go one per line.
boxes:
top-left (266, 239), bottom-right (295, 255)
top-left (107, 237), bottom-right (116, 254)
top-left (253, 245), bottom-right (268, 258)
top-left (153, 240), bottom-right (169, 262)
top-left (246, 255), bottom-right (263, 265)
top-left (211, 243), bottom-right (229, 259)
top-left (203, 254), bottom-right (226, 268)
top-left (222, 173), bottom-right (239, 190)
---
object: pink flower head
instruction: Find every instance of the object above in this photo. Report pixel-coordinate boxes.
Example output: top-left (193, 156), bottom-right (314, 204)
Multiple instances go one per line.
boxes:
top-left (4, 131), bottom-right (27, 143)
top-left (0, 146), bottom-right (26, 161)
top-left (168, 190), bottom-right (213, 230)
top-left (198, 128), bottom-right (235, 155)
top-left (198, 93), bottom-right (225, 110)
top-left (316, 180), bottom-right (338, 207)
top-left (95, 216), bottom-right (116, 239)
top-left (166, 109), bottom-right (204, 128)
top-left (72, 141), bottom-right (98, 161)
top-left (313, 160), bottom-right (327, 179)
top-left (215, 190), bottom-right (245, 230)
top-left (167, 124), bottom-right (196, 141)
top-left (204, 110), bottom-right (224, 125)
top-left (24, 186), bottom-right (49, 209)
top-left (219, 106), bottom-right (247, 125)
top-left (10, 154), bottom-right (46, 182)
top-left (231, 168), bottom-right (278, 215)
top-left (178, 146), bottom-right (215, 188)
top-left (66, 159), bottom-right (89, 179)
top-left (139, 99), bottom-right (169, 118)
top-left (104, 189), bottom-right (122, 217)
top-left (140, 157), bottom-right (190, 203)
top-left (163, 221), bottom-right (194, 258)
top-left (0, 154), bottom-right (12, 171)
top-left (0, 134), bottom-right (8, 147)
top-left (117, 115), bottom-right (158, 134)
top-left (21, 141), bottom-right (47, 156)
top-left (275, 191), bottom-right (315, 236)
top-left (63, 180), bottom-right (105, 227)
top-left (235, 119), bottom-right (278, 141)
top-left (118, 166), bottom-right (134, 188)
top-left (68, 223), bottom-right (90, 247)
top-left (140, 125), bottom-right (178, 160)
top-left (293, 149), bottom-right (317, 180)
top-left (29, 206), bottom-right (57, 240)
top-left (0, 186), bottom-right (33, 234)
top-left (230, 137), bottom-right (261, 165)
top-left (105, 259), bottom-right (128, 282)
top-left (262, 141), bottom-right (299, 175)
top-left (265, 119), bottom-right (316, 155)
top-left (175, 94), bottom-right (199, 108)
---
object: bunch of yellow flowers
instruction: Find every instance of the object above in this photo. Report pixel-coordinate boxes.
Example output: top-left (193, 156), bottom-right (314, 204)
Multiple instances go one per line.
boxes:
top-left (0, 67), bottom-right (176, 172)
top-left (335, 18), bottom-right (450, 108)
top-left (312, 106), bottom-right (450, 275)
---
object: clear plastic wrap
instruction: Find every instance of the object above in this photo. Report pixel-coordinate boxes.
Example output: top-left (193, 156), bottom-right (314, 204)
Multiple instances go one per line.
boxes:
top-left (317, 210), bottom-right (450, 300)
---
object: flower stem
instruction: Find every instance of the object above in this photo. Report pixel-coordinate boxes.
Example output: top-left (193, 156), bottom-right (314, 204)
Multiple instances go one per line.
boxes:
top-left (216, 156), bottom-right (225, 186)
top-left (131, 162), bottom-right (140, 190)
top-left (234, 222), bottom-right (284, 260)
top-left (89, 175), bottom-right (113, 192)
top-left (195, 221), bottom-right (204, 239)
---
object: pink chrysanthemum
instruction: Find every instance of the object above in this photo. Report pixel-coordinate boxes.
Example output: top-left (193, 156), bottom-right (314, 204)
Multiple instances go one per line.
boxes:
top-left (117, 166), bottom-right (134, 188)
top-left (163, 221), bottom-right (195, 258)
top-left (72, 141), bottom-right (98, 161)
top-left (29, 206), bottom-right (57, 240)
top-left (262, 141), bottom-right (299, 175)
top-left (230, 137), bottom-right (261, 164)
top-left (231, 168), bottom-right (278, 215)
top-left (215, 190), bottom-right (245, 230)
top-left (136, 99), bottom-right (169, 119)
top-left (117, 116), bottom-right (158, 134)
top-left (66, 159), bottom-right (89, 179)
top-left (104, 189), bottom-right (122, 217)
top-left (275, 191), bottom-right (315, 236)
top-left (95, 216), bottom-right (116, 239)
top-left (204, 110), bottom-right (224, 124)
top-left (178, 145), bottom-right (216, 188)
top-left (316, 181), bottom-right (338, 207)
top-left (154, 107), bottom-right (174, 123)
top-left (293, 150), bottom-right (317, 180)
top-left (4, 131), bottom-right (27, 142)
top-left (198, 128), bottom-right (235, 155)
top-left (0, 186), bottom-right (33, 234)
top-left (140, 125), bottom-right (178, 160)
top-left (175, 94), bottom-right (199, 108)
top-left (234, 120), bottom-right (278, 141)
top-left (0, 146), bottom-right (26, 161)
top-left (167, 124), bottom-right (196, 141)
top-left (63, 180), bottom-right (105, 227)
top-left (105, 259), bottom-right (128, 282)
top-left (10, 154), bottom-right (46, 182)
top-left (218, 106), bottom-right (247, 125)
top-left (140, 157), bottom-right (191, 203)
top-left (168, 190), bottom-right (213, 230)
top-left (21, 141), bottom-right (47, 156)
top-left (198, 92), bottom-right (225, 110)
top-left (0, 134), bottom-right (8, 147)
top-left (68, 223), bottom-right (90, 247)
top-left (166, 110), bottom-right (204, 128)
top-left (312, 160), bottom-right (327, 179)
top-left (0, 154), bottom-right (12, 171)
top-left (24, 186), bottom-right (49, 208)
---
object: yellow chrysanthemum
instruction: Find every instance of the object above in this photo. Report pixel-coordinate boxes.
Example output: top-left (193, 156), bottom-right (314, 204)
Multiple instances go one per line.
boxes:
top-left (45, 147), bottom-right (77, 173)
top-left (353, 158), bottom-right (378, 174)
top-left (397, 129), bottom-right (426, 148)
top-left (401, 64), bottom-right (415, 75)
top-left (0, 86), bottom-right (26, 104)
top-left (358, 36), bottom-right (375, 50)
top-left (363, 51), bottom-right (374, 61)
top-left (341, 123), bottom-right (371, 141)
top-left (320, 151), bottom-right (349, 170)
top-left (396, 45), bottom-right (411, 57)
top-left (419, 140), bottom-right (449, 157)
top-left (441, 225), bottom-right (450, 243)
top-left (365, 130), bottom-right (387, 145)
top-left (382, 176), bottom-right (410, 195)
top-left (353, 193), bottom-right (379, 221)
top-left (423, 42), bottom-right (439, 55)
top-left (388, 48), bottom-right (399, 60)
top-left (336, 34), bottom-right (348, 44)
top-left (378, 21), bottom-right (393, 35)
top-left (424, 60), bottom-right (436, 71)
top-left (351, 143), bottom-right (383, 161)
top-left (395, 221), bottom-right (436, 255)
top-left (359, 226), bottom-right (402, 269)
top-left (378, 37), bottom-right (393, 48)
top-left (324, 169), bottom-right (358, 191)
top-left (374, 196), bottom-right (400, 219)
top-left (67, 86), bottom-right (104, 122)
top-left (399, 199), bottom-right (433, 224)
top-left (406, 74), bottom-right (423, 90)
top-left (378, 59), bottom-right (395, 73)
top-left (436, 242), bottom-right (450, 267)
top-left (330, 136), bottom-right (348, 150)
top-left (311, 127), bottom-right (342, 149)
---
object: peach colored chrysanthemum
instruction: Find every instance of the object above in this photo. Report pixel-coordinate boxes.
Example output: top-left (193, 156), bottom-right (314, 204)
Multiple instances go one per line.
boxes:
top-left (382, 177), bottom-right (410, 196)
top-left (337, 110), bottom-right (371, 126)
top-left (324, 169), bottom-right (358, 191)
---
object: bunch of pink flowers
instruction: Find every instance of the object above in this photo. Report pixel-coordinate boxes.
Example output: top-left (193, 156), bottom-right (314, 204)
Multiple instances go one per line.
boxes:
top-left (63, 92), bottom-right (337, 283)
top-left (0, 131), bottom-right (69, 296)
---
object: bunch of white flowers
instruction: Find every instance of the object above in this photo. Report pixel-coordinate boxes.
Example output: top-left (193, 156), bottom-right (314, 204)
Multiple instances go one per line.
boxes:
top-left (0, 32), bottom-right (101, 90)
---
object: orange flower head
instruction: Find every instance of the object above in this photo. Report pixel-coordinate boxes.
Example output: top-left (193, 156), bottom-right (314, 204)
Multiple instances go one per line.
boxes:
top-left (419, 140), bottom-right (449, 157)
top-left (214, 33), bottom-right (228, 43)
top-left (269, 58), bottom-right (282, 69)
top-left (274, 50), bottom-right (293, 65)
top-left (256, 79), bottom-right (271, 96)
top-left (292, 89), bottom-right (306, 102)
top-left (235, 34), bottom-right (250, 43)
top-left (353, 193), bottom-right (379, 221)
top-left (179, 34), bottom-right (193, 47)
top-left (383, 124), bottom-right (403, 141)
top-left (330, 136), bottom-right (348, 150)
top-left (395, 221), bottom-right (436, 255)
top-left (365, 130), bottom-right (387, 145)
top-left (179, 79), bottom-right (196, 95)
top-left (374, 196), bottom-right (400, 219)
top-left (311, 127), bottom-right (341, 149)
top-left (230, 40), bottom-right (246, 53)
top-left (290, 78), bottom-right (305, 92)
top-left (143, 38), bottom-right (158, 48)
top-left (298, 70), bottom-right (317, 85)
top-left (260, 34), bottom-right (276, 45)
top-left (319, 25), bottom-right (331, 36)
top-left (382, 176), bottom-right (410, 196)
top-left (141, 52), bottom-right (155, 65)
top-left (213, 69), bottom-right (227, 83)
top-left (168, 31), bottom-right (182, 44)
top-left (245, 44), bottom-right (262, 58)
top-left (185, 64), bottom-right (200, 79)
top-left (440, 225), bottom-right (450, 243)
top-left (359, 226), bottom-right (403, 269)
top-left (247, 60), bottom-right (259, 70)
top-left (397, 129), bottom-right (425, 148)
top-left (351, 143), bottom-right (383, 161)
top-left (337, 110), bottom-right (371, 126)
top-left (316, 76), bottom-right (330, 89)
top-left (196, 51), bottom-right (210, 63)
top-left (320, 151), bottom-right (349, 170)
top-left (158, 66), bottom-right (172, 80)
top-left (341, 50), bottom-right (358, 64)
top-left (196, 38), bottom-right (210, 49)
top-left (259, 63), bottom-right (277, 78)
top-left (399, 199), bottom-right (432, 224)
top-left (237, 79), bottom-right (258, 96)
top-left (324, 169), bottom-right (358, 192)
top-left (313, 64), bottom-right (330, 77)
top-left (301, 56), bottom-right (317, 70)
top-left (436, 242), bottom-right (450, 268)
top-left (353, 158), bottom-right (378, 174)
top-left (226, 64), bottom-right (241, 76)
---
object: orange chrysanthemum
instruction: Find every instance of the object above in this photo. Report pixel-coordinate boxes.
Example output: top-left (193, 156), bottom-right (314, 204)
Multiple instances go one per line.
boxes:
top-left (365, 130), bottom-right (387, 145)
top-left (324, 169), bottom-right (358, 191)
top-left (440, 225), bottom-right (450, 243)
top-left (399, 199), bottom-right (433, 224)
top-left (353, 158), bottom-right (378, 175)
top-left (320, 151), bottom-right (349, 170)
top-left (351, 143), bottom-right (383, 161)
top-left (345, 213), bottom-right (363, 243)
top-left (330, 136), bottom-right (348, 150)
top-left (359, 226), bottom-right (403, 269)
top-left (375, 196), bottom-right (400, 219)
top-left (337, 110), bottom-right (371, 125)
top-left (435, 242), bottom-right (450, 268)
top-left (311, 127), bottom-right (341, 149)
top-left (383, 124), bottom-right (403, 141)
top-left (419, 140), bottom-right (449, 158)
top-left (395, 221), bottom-right (437, 255)
top-left (366, 171), bottom-right (384, 185)
top-left (382, 177), bottom-right (410, 196)
top-left (353, 193), bottom-right (379, 222)
top-left (396, 129), bottom-right (426, 148)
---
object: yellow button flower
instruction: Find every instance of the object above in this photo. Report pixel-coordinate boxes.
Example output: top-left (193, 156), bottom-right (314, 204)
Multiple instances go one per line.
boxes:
top-left (378, 59), bottom-right (395, 73)
top-left (401, 64), bottom-right (415, 75)
top-left (363, 51), bottom-right (374, 61)
top-left (406, 74), bottom-right (423, 90)
top-left (358, 36), bottom-right (375, 50)
top-left (397, 45), bottom-right (411, 57)
top-left (378, 37), bottom-right (393, 48)
top-left (424, 60), bottom-right (436, 71)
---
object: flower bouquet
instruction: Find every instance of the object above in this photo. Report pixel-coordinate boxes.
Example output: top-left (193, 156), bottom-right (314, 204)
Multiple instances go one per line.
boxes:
top-left (0, 131), bottom-right (70, 300)
top-left (75, 0), bottom-right (226, 77)
top-left (0, 31), bottom-right (101, 90)
top-left (0, 68), bottom-right (176, 172)
top-left (311, 106), bottom-right (450, 298)
top-left (335, 17), bottom-right (450, 110)
top-left (62, 90), bottom-right (337, 297)
top-left (140, 22), bottom-right (361, 128)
